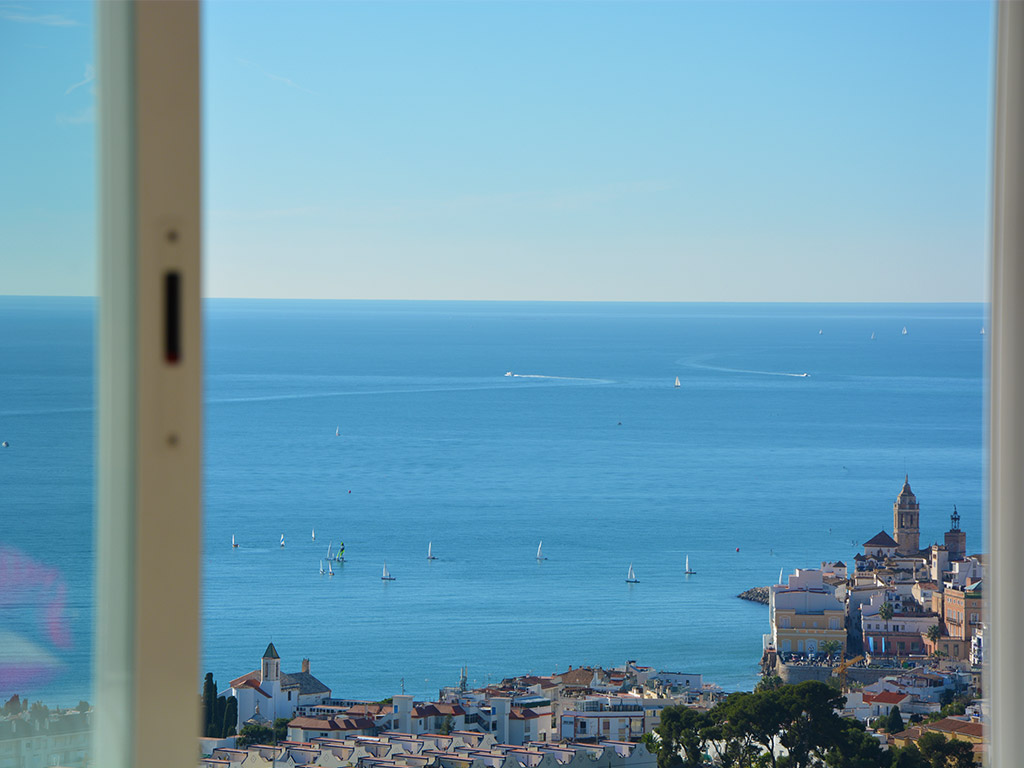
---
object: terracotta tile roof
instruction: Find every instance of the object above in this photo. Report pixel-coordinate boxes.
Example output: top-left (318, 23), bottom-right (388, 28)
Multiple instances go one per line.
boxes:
top-left (863, 692), bottom-right (908, 705)
top-left (228, 670), bottom-right (261, 688)
top-left (509, 709), bottom-right (541, 720)
top-left (926, 718), bottom-right (984, 739)
top-left (289, 716), bottom-right (376, 732)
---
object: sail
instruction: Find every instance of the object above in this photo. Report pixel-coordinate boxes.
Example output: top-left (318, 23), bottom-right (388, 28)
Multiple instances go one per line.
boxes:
top-left (627, 563), bottom-right (636, 581)
top-left (339, 541), bottom-right (345, 555)
top-left (674, 376), bottom-right (680, 388)
top-left (232, 534), bottom-right (235, 547)
top-left (537, 541), bottom-right (543, 559)
top-left (779, 567), bottom-right (784, 585)
top-left (383, 561), bottom-right (389, 578)
top-left (428, 542), bottom-right (433, 558)
top-left (280, 534), bottom-right (285, 547)
top-left (685, 555), bottom-right (689, 571)
top-left (312, 528), bottom-right (315, 541)
top-left (329, 561), bottom-right (334, 575)
top-left (319, 559), bottom-right (324, 574)
top-left (327, 542), bottom-right (332, 558)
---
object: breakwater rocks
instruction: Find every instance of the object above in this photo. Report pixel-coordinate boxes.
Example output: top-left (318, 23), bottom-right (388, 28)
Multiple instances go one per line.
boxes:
top-left (738, 586), bottom-right (770, 604)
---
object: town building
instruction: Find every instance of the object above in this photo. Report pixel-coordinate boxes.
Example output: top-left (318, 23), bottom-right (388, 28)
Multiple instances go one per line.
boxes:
top-left (892, 476), bottom-right (921, 556)
top-left (767, 569), bottom-right (847, 656)
top-left (225, 643), bottom-right (332, 725)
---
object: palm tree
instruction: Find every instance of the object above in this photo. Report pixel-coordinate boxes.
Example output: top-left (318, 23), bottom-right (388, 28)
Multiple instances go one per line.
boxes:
top-left (926, 623), bottom-right (942, 644)
top-left (878, 602), bottom-right (894, 655)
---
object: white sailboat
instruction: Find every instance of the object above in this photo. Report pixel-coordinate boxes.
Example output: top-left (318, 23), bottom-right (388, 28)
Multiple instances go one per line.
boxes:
top-left (870, 332), bottom-right (876, 340)
top-left (536, 541), bottom-right (547, 561)
top-left (779, 567), bottom-right (784, 585)
top-left (674, 376), bottom-right (680, 388)
top-left (280, 534), bottom-right (285, 548)
top-left (327, 542), bottom-right (332, 559)
top-left (232, 534), bottom-right (238, 548)
top-left (382, 561), bottom-right (396, 581)
top-left (427, 542), bottom-right (437, 560)
top-left (626, 563), bottom-right (639, 583)
top-left (335, 426), bottom-right (340, 436)
top-left (981, 327), bottom-right (986, 335)
top-left (312, 528), bottom-right (315, 542)
top-left (818, 329), bottom-right (823, 335)
top-left (328, 561), bottom-right (334, 576)
top-left (902, 326), bottom-right (908, 336)
top-left (684, 555), bottom-right (695, 575)
top-left (319, 559), bottom-right (324, 575)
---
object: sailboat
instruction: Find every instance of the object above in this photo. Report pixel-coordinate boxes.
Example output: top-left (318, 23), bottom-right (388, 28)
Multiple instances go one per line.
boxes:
top-left (280, 534), bottom-right (285, 548)
top-left (902, 326), bottom-right (908, 336)
top-left (427, 542), bottom-right (437, 560)
top-left (626, 563), bottom-right (639, 583)
top-left (319, 559), bottom-right (324, 575)
top-left (328, 561), bottom-right (334, 577)
top-left (382, 561), bottom-right (396, 581)
top-left (870, 332), bottom-right (876, 340)
top-left (326, 541), bottom-right (332, 559)
top-left (536, 541), bottom-right (547, 561)
top-left (232, 534), bottom-right (238, 548)
top-left (674, 376), bottom-right (680, 388)
top-left (818, 329), bottom-right (823, 335)
top-left (778, 567), bottom-right (784, 585)
top-left (684, 555), bottom-right (695, 575)
top-left (312, 528), bottom-right (315, 542)
top-left (336, 541), bottom-right (345, 562)
top-left (335, 426), bottom-right (340, 437)
top-left (981, 327), bottom-right (986, 335)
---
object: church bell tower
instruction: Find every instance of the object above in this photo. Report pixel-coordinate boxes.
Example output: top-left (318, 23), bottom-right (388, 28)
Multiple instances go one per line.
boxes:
top-left (893, 475), bottom-right (920, 555)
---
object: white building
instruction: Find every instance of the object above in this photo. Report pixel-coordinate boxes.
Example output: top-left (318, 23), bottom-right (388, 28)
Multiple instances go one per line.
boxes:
top-left (226, 643), bottom-right (332, 726)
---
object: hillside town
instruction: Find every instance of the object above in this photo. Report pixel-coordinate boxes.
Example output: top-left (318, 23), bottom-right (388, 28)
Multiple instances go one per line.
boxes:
top-left (0, 478), bottom-right (986, 767)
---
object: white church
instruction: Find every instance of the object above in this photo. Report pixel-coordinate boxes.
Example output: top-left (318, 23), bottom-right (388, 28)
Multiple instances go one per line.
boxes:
top-left (224, 643), bottom-right (332, 726)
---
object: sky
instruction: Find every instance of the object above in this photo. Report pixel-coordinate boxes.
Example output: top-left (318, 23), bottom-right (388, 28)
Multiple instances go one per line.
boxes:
top-left (1, 1), bottom-right (996, 301)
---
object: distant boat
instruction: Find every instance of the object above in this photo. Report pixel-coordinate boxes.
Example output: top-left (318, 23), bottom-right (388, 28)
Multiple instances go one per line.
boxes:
top-left (684, 555), bottom-right (695, 575)
top-left (280, 534), bottom-right (285, 548)
top-left (312, 528), bottom-right (315, 542)
top-left (798, 373), bottom-right (809, 378)
top-left (626, 563), bottom-right (639, 583)
top-left (981, 327), bottom-right (986, 335)
top-left (427, 541), bottom-right (437, 560)
top-left (1, 441), bottom-right (8, 448)
top-left (326, 541), bottom-right (332, 559)
top-left (382, 561), bottom-right (396, 581)
top-left (336, 541), bottom-right (345, 562)
top-left (504, 371), bottom-right (513, 377)
top-left (779, 567), bottom-right (784, 585)
top-left (328, 561), bottom-right (334, 577)
top-left (319, 559), bottom-right (324, 575)
top-left (902, 326), bottom-right (908, 336)
top-left (818, 329), bottom-right (823, 335)
top-left (232, 534), bottom-right (238, 549)
top-left (536, 541), bottom-right (547, 561)
top-left (870, 332), bottom-right (876, 340)
top-left (335, 426), bottom-right (340, 437)
top-left (674, 376), bottom-right (680, 388)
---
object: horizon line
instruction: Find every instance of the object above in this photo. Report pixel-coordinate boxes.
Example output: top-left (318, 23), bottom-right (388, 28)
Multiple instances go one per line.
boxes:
top-left (0, 293), bottom-right (991, 305)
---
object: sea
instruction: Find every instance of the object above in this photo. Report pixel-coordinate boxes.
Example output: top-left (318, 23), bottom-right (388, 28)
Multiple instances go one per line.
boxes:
top-left (0, 298), bottom-right (986, 706)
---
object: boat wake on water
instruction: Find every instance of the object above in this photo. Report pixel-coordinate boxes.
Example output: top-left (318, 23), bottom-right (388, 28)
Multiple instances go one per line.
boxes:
top-left (504, 372), bottom-right (612, 383)
top-left (681, 358), bottom-right (810, 379)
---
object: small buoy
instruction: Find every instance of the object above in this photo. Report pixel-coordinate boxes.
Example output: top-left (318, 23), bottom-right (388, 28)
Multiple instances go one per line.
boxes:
top-left (735, 547), bottom-right (740, 552)
top-left (617, 422), bottom-right (622, 426)
top-left (348, 490), bottom-right (352, 494)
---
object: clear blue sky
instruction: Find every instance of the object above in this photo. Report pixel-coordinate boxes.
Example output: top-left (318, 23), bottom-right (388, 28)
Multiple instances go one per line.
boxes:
top-left (2, 1), bottom-right (995, 301)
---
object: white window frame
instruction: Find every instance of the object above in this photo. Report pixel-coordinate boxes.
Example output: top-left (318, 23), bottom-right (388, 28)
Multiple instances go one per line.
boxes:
top-left (95, 2), bottom-right (201, 767)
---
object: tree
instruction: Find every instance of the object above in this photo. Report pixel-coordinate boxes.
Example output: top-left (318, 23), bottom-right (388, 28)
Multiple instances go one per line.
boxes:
top-left (754, 675), bottom-right (783, 693)
top-left (28, 701), bottom-right (49, 724)
top-left (236, 723), bottom-right (274, 747)
top-left (776, 681), bottom-right (848, 768)
top-left (202, 673), bottom-right (217, 737)
top-left (879, 603), bottom-right (894, 635)
top-left (273, 717), bottom-right (289, 743)
top-left (439, 714), bottom-right (454, 735)
top-left (823, 717), bottom-right (887, 768)
top-left (886, 706), bottom-right (905, 735)
top-left (653, 705), bottom-right (711, 768)
top-left (889, 744), bottom-right (929, 768)
top-left (926, 624), bottom-right (942, 645)
top-left (2, 695), bottom-right (20, 717)
top-left (76, 700), bottom-right (90, 713)
top-left (820, 640), bottom-right (842, 658)
top-left (222, 696), bottom-right (238, 737)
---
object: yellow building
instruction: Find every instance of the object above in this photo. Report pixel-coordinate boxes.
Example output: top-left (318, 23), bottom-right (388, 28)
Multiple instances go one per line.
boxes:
top-left (769, 569), bottom-right (848, 656)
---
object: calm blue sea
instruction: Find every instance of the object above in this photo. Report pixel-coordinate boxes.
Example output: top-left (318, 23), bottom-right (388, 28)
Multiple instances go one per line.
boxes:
top-left (0, 298), bottom-right (986, 705)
